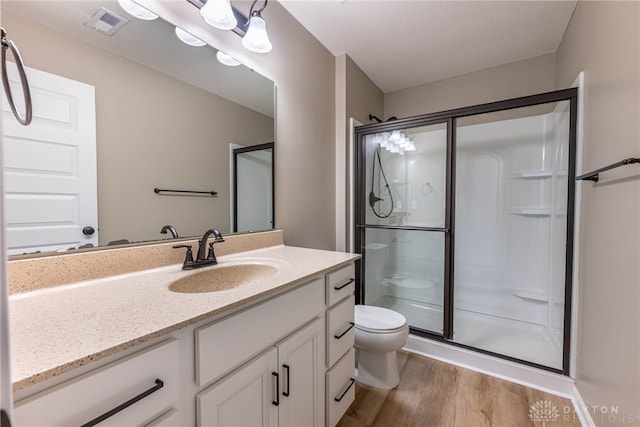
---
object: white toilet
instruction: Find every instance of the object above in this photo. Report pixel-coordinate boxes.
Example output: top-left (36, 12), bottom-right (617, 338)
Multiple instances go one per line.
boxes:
top-left (354, 305), bottom-right (409, 389)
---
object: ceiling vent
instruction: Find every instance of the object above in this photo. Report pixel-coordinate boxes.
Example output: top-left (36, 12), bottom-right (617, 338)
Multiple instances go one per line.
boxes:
top-left (85, 8), bottom-right (128, 36)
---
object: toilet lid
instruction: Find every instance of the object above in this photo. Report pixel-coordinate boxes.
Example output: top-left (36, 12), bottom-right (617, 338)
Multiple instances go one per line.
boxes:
top-left (355, 305), bottom-right (407, 332)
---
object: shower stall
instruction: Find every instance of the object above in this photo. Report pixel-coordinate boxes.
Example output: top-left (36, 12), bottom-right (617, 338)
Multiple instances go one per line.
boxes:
top-left (355, 89), bottom-right (577, 373)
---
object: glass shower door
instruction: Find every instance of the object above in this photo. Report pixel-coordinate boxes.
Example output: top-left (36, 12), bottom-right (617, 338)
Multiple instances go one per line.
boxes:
top-left (452, 102), bottom-right (572, 370)
top-left (358, 122), bottom-right (449, 335)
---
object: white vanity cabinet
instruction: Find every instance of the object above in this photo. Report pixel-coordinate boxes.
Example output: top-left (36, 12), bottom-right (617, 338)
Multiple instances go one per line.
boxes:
top-left (11, 259), bottom-right (358, 427)
top-left (13, 338), bottom-right (180, 427)
top-left (197, 318), bottom-right (323, 427)
top-left (324, 264), bottom-right (356, 427)
top-left (195, 278), bottom-right (325, 427)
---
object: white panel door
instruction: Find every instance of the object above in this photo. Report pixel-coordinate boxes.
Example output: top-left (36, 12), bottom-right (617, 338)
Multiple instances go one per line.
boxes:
top-left (277, 318), bottom-right (323, 427)
top-left (2, 64), bottom-right (97, 255)
top-left (197, 347), bottom-right (279, 427)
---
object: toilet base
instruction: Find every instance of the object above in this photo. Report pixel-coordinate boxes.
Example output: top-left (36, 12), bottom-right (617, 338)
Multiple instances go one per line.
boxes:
top-left (355, 348), bottom-right (400, 389)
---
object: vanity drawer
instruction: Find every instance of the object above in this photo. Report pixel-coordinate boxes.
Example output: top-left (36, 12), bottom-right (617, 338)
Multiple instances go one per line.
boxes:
top-left (196, 278), bottom-right (324, 386)
top-left (14, 338), bottom-right (179, 427)
top-left (326, 294), bottom-right (355, 368)
top-left (326, 348), bottom-right (356, 427)
top-left (326, 264), bottom-right (355, 307)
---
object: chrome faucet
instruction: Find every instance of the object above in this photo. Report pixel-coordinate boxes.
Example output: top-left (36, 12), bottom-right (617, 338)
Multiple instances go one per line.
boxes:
top-left (160, 224), bottom-right (179, 238)
top-left (173, 228), bottom-right (225, 270)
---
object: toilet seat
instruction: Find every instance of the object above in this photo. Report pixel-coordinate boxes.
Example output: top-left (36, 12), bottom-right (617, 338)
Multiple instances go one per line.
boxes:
top-left (355, 305), bottom-right (407, 334)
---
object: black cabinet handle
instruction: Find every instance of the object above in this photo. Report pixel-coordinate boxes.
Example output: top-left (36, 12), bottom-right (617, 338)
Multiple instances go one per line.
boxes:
top-left (80, 379), bottom-right (164, 427)
top-left (282, 364), bottom-right (290, 397)
top-left (334, 278), bottom-right (354, 291)
top-left (334, 322), bottom-right (355, 339)
top-left (272, 372), bottom-right (280, 406)
top-left (334, 378), bottom-right (355, 402)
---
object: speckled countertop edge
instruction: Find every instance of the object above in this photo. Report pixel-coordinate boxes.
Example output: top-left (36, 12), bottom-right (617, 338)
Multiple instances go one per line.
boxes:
top-left (10, 245), bottom-right (360, 392)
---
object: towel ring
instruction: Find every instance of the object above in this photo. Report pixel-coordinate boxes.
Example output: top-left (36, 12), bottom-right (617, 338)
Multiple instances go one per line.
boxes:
top-left (1, 27), bottom-right (32, 126)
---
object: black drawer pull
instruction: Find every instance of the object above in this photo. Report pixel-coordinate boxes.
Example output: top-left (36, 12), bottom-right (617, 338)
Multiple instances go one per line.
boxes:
top-left (283, 364), bottom-right (290, 397)
top-left (272, 372), bottom-right (280, 406)
top-left (334, 378), bottom-right (355, 402)
top-left (80, 379), bottom-right (164, 427)
top-left (334, 322), bottom-right (355, 339)
top-left (334, 278), bottom-right (354, 291)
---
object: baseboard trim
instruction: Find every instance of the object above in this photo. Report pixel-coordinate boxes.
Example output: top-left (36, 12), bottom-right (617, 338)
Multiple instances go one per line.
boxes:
top-left (404, 334), bottom-right (575, 397)
top-left (571, 385), bottom-right (596, 427)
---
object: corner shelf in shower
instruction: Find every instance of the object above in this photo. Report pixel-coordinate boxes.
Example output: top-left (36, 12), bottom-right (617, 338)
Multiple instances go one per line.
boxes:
top-left (511, 170), bottom-right (553, 179)
top-left (511, 208), bottom-right (551, 216)
top-left (511, 289), bottom-right (549, 302)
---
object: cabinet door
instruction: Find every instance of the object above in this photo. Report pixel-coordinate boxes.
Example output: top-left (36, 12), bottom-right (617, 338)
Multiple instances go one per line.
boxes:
top-left (277, 318), bottom-right (323, 427)
top-left (197, 347), bottom-right (279, 427)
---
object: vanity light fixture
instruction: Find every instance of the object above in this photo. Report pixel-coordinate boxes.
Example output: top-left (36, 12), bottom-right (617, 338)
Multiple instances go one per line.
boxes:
top-left (197, 0), bottom-right (273, 54)
top-left (216, 51), bottom-right (242, 66)
top-left (241, 1), bottom-right (272, 53)
top-left (200, 0), bottom-right (237, 30)
top-left (116, 0), bottom-right (158, 20)
top-left (175, 27), bottom-right (207, 47)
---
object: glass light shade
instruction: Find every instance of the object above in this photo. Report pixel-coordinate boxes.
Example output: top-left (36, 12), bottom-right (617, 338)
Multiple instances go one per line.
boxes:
top-left (242, 14), bottom-right (272, 53)
top-left (216, 51), bottom-right (242, 66)
top-left (175, 27), bottom-right (206, 47)
top-left (117, 0), bottom-right (158, 20)
top-left (200, 0), bottom-right (237, 30)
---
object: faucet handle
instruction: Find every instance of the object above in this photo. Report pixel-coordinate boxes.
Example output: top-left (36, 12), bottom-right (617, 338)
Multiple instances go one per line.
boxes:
top-left (173, 244), bottom-right (194, 269)
top-left (207, 242), bottom-right (218, 263)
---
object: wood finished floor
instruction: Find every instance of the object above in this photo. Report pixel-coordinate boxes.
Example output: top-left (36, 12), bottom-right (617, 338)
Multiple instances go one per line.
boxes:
top-left (337, 351), bottom-right (581, 427)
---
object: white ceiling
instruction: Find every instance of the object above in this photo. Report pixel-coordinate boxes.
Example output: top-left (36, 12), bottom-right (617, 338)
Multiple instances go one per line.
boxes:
top-left (279, 0), bottom-right (578, 93)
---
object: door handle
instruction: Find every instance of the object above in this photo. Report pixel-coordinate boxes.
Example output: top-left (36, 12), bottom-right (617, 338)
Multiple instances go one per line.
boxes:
top-left (82, 226), bottom-right (95, 236)
top-left (271, 372), bottom-right (279, 406)
top-left (282, 364), bottom-right (290, 397)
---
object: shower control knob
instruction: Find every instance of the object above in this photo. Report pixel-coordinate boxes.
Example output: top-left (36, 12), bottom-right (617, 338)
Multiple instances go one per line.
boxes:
top-left (82, 226), bottom-right (95, 236)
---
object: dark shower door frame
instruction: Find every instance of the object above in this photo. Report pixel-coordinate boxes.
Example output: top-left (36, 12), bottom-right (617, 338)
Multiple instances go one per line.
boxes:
top-left (232, 142), bottom-right (275, 233)
top-left (354, 88), bottom-right (578, 375)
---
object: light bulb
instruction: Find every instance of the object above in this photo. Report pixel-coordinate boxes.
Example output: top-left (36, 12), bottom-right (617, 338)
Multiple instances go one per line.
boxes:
top-left (175, 27), bottom-right (206, 47)
top-left (389, 130), bottom-right (402, 142)
top-left (216, 51), bottom-right (242, 66)
top-left (117, 0), bottom-right (158, 20)
top-left (242, 14), bottom-right (272, 53)
top-left (200, 0), bottom-right (237, 30)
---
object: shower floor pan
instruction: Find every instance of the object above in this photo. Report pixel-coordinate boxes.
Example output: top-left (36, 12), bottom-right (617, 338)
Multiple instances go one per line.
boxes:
top-left (371, 295), bottom-right (563, 370)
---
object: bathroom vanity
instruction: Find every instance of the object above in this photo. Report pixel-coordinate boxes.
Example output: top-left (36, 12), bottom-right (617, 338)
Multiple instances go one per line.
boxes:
top-left (8, 239), bottom-right (358, 427)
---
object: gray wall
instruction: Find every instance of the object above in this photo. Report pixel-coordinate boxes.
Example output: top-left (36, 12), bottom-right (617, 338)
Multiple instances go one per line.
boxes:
top-left (334, 54), bottom-right (384, 250)
top-left (555, 1), bottom-right (640, 423)
top-left (384, 53), bottom-right (556, 119)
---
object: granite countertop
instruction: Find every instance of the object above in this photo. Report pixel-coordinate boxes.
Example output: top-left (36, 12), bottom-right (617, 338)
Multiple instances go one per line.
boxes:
top-left (9, 245), bottom-right (359, 392)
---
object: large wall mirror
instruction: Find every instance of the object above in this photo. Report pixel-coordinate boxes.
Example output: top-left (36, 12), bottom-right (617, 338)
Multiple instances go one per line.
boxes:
top-left (2, 0), bottom-right (275, 257)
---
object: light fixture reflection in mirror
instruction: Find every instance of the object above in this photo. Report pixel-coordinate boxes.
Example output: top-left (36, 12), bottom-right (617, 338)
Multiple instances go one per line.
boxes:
top-left (174, 26), bottom-right (207, 47)
top-left (216, 51), bottom-right (241, 66)
top-left (116, 0), bottom-right (158, 20)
